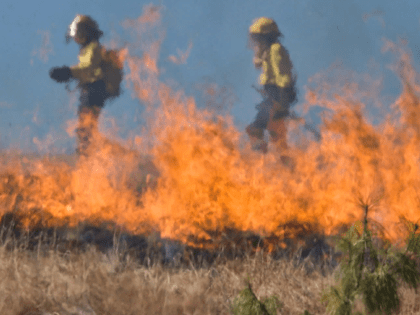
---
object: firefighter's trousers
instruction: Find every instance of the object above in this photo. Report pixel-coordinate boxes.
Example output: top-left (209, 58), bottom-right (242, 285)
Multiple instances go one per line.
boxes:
top-left (246, 84), bottom-right (291, 150)
top-left (76, 80), bottom-right (108, 156)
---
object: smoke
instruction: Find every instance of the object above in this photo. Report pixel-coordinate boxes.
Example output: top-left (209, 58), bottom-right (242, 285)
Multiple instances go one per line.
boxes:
top-left (193, 78), bottom-right (238, 115)
top-left (168, 41), bottom-right (193, 65)
top-left (0, 101), bottom-right (13, 109)
top-left (30, 30), bottom-right (54, 65)
top-left (121, 4), bottom-right (165, 109)
top-left (362, 9), bottom-right (386, 28)
top-left (33, 134), bottom-right (55, 153)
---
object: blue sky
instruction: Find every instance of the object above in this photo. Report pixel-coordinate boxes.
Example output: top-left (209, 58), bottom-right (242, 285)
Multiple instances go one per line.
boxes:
top-left (1, 0), bottom-right (420, 153)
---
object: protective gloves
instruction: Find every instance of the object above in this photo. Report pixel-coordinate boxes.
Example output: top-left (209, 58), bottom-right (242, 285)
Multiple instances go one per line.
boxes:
top-left (49, 66), bottom-right (72, 83)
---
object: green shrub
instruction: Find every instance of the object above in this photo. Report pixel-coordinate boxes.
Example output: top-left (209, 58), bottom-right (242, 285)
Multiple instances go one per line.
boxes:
top-left (231, 282), bottom-right (283, 315)
top-left (321, 201), bottom-right (420, 315)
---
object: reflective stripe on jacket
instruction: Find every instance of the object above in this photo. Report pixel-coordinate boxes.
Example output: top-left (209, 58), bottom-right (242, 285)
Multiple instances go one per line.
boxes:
top-left (70, 40), bottom-right (103, 85)
top-left (254, 43), bottom-right (292, 88)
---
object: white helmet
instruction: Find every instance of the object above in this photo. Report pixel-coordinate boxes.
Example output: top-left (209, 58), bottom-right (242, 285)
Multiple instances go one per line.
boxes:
top-left (66, 14), bottom-right (103, 44)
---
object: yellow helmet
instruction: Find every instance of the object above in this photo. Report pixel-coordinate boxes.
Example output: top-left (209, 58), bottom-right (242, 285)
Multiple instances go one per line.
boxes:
top-left (249, 17), bottom-right (280, 35)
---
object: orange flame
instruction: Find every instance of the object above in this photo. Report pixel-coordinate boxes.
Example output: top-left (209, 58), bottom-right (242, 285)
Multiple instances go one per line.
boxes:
top-left (1, 7), bottom-right (420, 252)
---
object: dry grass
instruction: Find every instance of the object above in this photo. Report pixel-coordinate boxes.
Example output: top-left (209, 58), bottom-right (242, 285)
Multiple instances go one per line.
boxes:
top-left (0, 236), bottom-right (332, 315)
top-left (0, 236), bottom-right (420, 315)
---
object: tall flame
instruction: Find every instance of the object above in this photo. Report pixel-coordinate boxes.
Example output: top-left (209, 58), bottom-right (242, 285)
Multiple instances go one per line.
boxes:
top-left (1, 5), bottom-right (420, 251)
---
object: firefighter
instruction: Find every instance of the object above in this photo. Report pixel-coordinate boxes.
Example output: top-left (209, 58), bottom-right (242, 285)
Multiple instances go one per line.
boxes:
top-left (49, 14), bottom-right (111, 156)
top-left (246, 17), bottom-right (297, 153)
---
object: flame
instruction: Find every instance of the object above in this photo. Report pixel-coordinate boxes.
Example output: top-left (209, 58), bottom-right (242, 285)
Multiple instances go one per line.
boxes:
top-left (1, 6), bottom-right (420, 252)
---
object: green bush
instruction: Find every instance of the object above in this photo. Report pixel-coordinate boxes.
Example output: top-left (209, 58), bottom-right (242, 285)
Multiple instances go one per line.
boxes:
top-left (321, 201), bottom-right (420, 315)
top-left (231, 282), bottom-right (283, 315)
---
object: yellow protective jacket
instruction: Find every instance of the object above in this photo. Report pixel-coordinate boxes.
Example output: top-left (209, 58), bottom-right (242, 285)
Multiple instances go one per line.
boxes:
top-left (253, 42), bottom-right (292, 88)
top-left (70, 40), bottom-right (104, 85)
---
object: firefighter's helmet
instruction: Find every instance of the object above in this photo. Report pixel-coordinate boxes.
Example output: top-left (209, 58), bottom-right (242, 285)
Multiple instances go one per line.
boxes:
top-left (249, 17), bottom-right (280, 36)
top-left (66, 14), bottom-right (103, 44)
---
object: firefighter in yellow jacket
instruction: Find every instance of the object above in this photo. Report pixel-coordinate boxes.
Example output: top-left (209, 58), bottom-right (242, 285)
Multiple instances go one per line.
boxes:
top-left (246, 17), bottom-right (297, 153)
top-left (50, 15), bottom-right (116, 156)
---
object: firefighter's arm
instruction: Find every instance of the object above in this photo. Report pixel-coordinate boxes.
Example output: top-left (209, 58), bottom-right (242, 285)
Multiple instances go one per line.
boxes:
top-left (253, 48), bottom-right (266, 69)
top-left (271, 44), bottom-right (290, 88)
top-left (70, 42), bottom-right (102, 81)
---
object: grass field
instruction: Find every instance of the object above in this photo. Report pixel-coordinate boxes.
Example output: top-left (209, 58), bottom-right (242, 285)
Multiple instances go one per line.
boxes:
top-left (1, 229), bottom-right (420, 315)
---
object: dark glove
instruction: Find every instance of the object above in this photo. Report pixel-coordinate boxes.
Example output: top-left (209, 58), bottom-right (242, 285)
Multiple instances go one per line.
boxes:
top-left (49, 66), bottom-right (72, 83)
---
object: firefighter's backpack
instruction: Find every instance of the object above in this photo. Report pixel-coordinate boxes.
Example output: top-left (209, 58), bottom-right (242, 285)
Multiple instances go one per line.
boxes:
top-left (100, 48), bottom-right (123, 97)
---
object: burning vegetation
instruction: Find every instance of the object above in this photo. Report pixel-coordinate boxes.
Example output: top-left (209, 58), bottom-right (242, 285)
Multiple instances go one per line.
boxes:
top-left (1, 5), bottom-right (420, 274)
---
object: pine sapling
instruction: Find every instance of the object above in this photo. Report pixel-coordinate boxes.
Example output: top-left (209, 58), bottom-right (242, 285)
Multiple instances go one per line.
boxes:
top-left (231, 279), bottom-right (283, 315)
top-left (321, 200), bottom-right (420, 315)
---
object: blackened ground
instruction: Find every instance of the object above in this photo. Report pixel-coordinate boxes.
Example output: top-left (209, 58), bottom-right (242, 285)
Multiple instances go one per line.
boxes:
top-left (0, 211), bottom-right (344, 276)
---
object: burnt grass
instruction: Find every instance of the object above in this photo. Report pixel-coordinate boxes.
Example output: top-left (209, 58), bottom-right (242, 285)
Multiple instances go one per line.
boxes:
top-left (0, 211), bottom-right (344, 276)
